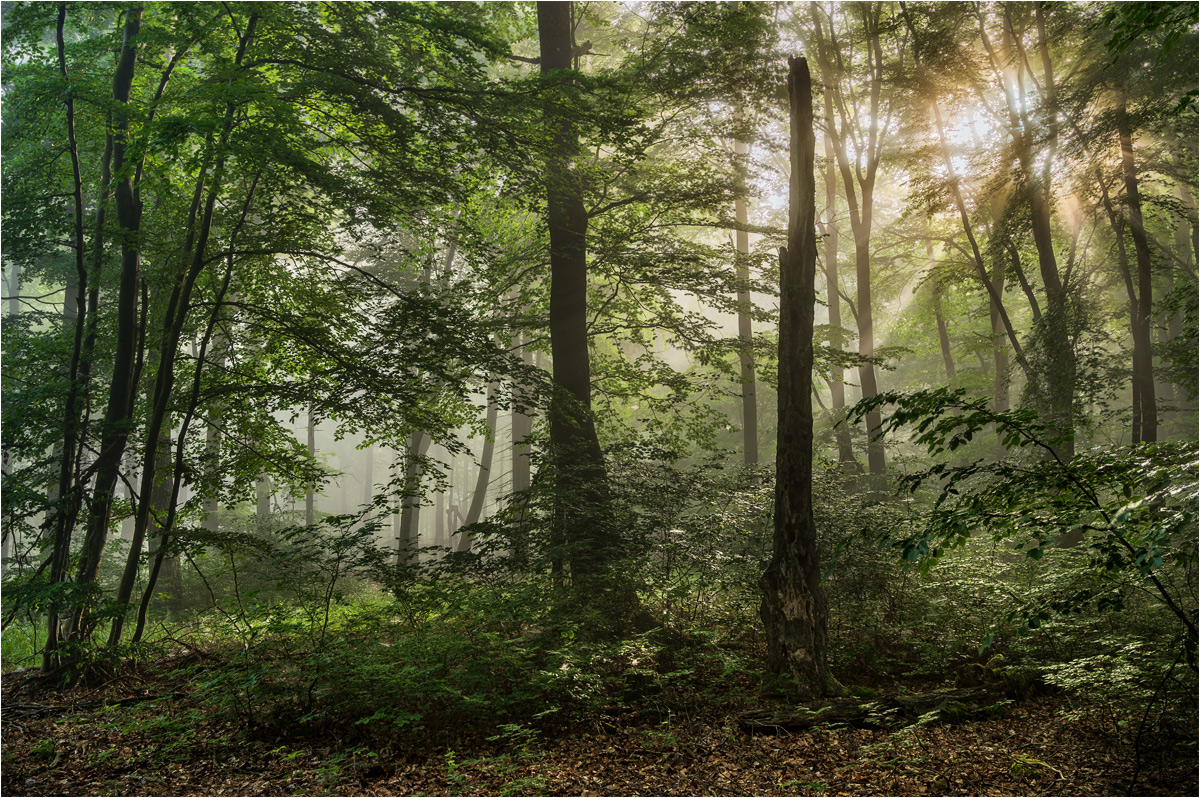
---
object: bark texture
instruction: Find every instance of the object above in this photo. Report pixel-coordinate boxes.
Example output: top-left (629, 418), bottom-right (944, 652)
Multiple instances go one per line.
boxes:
top-left (759, 58), bottom-right (840, 700)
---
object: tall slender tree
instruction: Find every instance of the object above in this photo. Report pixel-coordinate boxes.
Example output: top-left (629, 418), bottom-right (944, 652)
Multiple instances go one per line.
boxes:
top-left (61, 6), bottom-right (146, 649)
top-left (538, 1), bottom-right (613, 586)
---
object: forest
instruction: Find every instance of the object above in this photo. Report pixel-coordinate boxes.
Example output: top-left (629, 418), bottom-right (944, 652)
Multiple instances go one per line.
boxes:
top-left (0, 1), bottom-right (1197, 795)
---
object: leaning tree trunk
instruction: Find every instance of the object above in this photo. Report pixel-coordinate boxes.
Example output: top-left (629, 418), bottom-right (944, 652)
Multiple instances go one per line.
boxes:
top-left (759, 57), bottom-right (842, 700)
top-left (455, 383), bottom-right (499, 553)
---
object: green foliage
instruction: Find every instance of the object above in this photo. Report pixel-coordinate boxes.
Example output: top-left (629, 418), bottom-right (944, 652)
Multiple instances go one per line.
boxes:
top-left (1100, 2), bottom-right (1200, 64)
top-left (848, 389), bottom-right (1199, 658)
top-left (157, 502), bottom-right (768, 746)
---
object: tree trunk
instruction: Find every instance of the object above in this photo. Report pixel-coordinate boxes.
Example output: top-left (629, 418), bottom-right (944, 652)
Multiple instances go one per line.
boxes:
top-left (928, 97), bottom-right (1032, 383)
top-left (305, 406), bottom-right (316, 527)
top-left (397, 431), bottom-right (431, 567)
top-left (204, 332), bottom-right (227, 533)
top-left (2, 261), bottom-right (18, 563)
top-left (821, 97), bottom-right (856, 470)
top-left (455, 384), bottom-right (499, 553)
top-left (538, 1), bottom-right (612, 585)
top-left (109, 17), bottom-right (258, 648)
top-left (362, 445), bottom-right (374, 508)
top-left (734, 137), bottom-right (759, 466)
top-left (511, 332), bottom-right (534, 529)
top-left (1164, 159), bottom-right (1195, 415)
top-left (1117, 92), bottom-right (1157, 443)
top-left (124, 252), bottom-right (239, 645)
top-left (145, 429), bottom-right (182, 614)
top-left (809, 5), bottom-right (885, 482)
top-left (1099, 178), bottom-right (1146, 444)
top-left (434, 486), bottom-right (446, 550)
top-left (65, 8), bottom-right (145, 646)
top-left (5, 261), bottom-right (17, 321)
top-left (974, 6), bottom-right (1074, 459)
top-left (256, 475), bottom-right (272, 517)
top-left (854, 206), bottom-right (885, 481)
top-left (43, 5), bottom-right (105, 667)
top-left (759, 58), bottom-right (841, 700)
top-left (988, 250), bottom-right (1011, 415)
top-left (1011, 7), bottom-right (1075, 460)
top-left (928, 240), bottom-right (957, 383)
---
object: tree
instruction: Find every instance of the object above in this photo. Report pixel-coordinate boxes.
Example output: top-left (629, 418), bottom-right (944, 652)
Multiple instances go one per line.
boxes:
top-left (851, 387), bottom-right (1197, 669)
top-left (730, 2), bottom-right (759, 468)
top-left (818, 76), bottom-right (857, 469)
top-left (57, 3), bottom-right (147, 654)
top-left (973, 3), bottom-right (1077, 459)
top-left (455, 383), bottom-right (499, 553)
top-left (537, 1), bottom-right (613, 588)
top-left (805, 2), bottom-right (898, 481)
top-left (760, 57), bottom-right (842, 699)
top-left (2, 0), bottom-right (539, 667)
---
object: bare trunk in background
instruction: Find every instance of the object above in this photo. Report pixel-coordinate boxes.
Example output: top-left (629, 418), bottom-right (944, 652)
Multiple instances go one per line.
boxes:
top-left (456, 384), bottom-right (499, 553)
top-left (733, 137), bottom-right (759, 466)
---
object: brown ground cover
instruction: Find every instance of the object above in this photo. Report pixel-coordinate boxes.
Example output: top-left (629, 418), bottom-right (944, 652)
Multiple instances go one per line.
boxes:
top-left (2, 666), bottom-right (1195, 797)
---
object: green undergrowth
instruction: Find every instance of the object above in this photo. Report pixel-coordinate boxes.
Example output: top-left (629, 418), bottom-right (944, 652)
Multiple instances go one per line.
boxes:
top-left (122, 581), bottom-right (765, 751)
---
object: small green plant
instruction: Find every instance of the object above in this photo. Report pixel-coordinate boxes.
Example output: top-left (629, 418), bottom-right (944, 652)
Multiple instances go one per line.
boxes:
top-left (640, 720), bottom-right (680, 748)
top-left (488, 722), bottom-right (541, 757)
top-left (32, 739), bottom-right (56, 761)
top-left (778, 778), bottom-right (829, 794)
top-left (444, 748), bottom-right (465, 793)
top-left (314, 748), bottom-right (376, 789)
top-left (1009, 754), bottom-right (1061, 780)
top-left (498, 773), bottom-right (550, 796)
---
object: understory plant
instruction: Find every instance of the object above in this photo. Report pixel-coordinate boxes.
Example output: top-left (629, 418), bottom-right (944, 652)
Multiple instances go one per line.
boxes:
top-left (848, 388), bottom-right (1198, 666)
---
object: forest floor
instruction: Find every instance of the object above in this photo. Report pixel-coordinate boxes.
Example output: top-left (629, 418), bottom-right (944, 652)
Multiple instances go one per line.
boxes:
top-left (3, 661), bottom-right (1196, 798)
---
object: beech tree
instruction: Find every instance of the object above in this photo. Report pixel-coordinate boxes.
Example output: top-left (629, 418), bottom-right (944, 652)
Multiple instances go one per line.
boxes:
top-left (536, 0), bottom-right (613, 589)
top-left (803, 2), bottom-right (902, 481)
